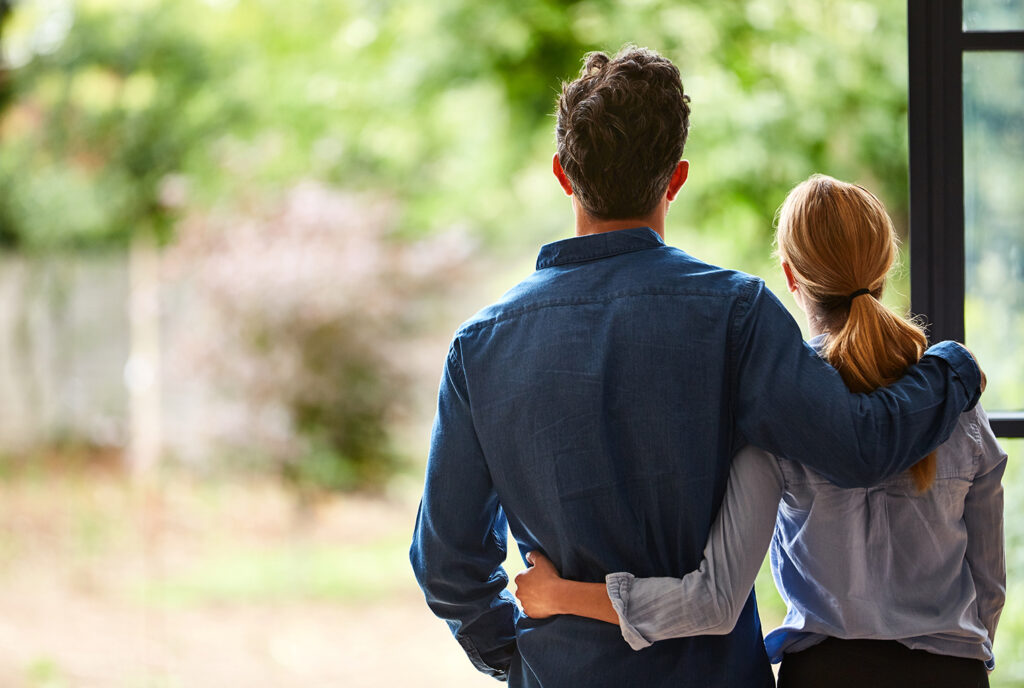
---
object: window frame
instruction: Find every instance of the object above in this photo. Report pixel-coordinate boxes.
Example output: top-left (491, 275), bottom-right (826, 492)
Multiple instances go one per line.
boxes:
top-left (907, 0), bottom-right (1024, 437)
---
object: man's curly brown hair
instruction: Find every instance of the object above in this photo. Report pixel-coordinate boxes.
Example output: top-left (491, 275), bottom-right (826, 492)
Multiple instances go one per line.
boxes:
top-left (556, 46), bottom-right (691, 220)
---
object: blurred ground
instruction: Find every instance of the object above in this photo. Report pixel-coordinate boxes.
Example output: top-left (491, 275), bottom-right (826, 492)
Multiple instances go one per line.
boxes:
top-left (0, 457), bottom-right (502, 688)
top-left (1, 450), bottom-right (1019, 688)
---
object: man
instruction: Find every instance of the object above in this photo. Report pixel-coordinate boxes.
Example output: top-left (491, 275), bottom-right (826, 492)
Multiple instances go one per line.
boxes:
top-left (411, 47), bottom-right (981, 687)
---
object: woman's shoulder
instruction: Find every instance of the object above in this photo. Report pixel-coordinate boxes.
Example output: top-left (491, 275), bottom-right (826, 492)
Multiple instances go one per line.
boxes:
top-left (935, 403), bottom-right (1006, 478)
top-left (933, 407), bottom-right (984, 474)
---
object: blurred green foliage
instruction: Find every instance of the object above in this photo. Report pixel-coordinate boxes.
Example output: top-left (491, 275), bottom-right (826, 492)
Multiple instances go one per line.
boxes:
top-left (995, 439), bottom-right (1024, 686)
top-left (0, 0), bottom-right (914, 494)
top-left (963, 51), bottom-right (1024, 412)
top-left (1, 1), bottom-right (246, 246)
top-left (1, 0), bottom-right (909, 262)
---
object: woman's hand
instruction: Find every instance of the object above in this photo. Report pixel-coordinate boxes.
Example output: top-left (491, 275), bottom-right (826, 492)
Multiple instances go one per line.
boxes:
top-left (514, 551), bottom-right (567, 618)
top-left (514, 551), bottom-right (623, 624)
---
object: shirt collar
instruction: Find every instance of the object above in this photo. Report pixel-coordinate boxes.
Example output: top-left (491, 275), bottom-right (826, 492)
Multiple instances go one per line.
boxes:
top-left (808, 333), bottom-right (828, 355)
top-left (536, 227), bottom-right (665, 270)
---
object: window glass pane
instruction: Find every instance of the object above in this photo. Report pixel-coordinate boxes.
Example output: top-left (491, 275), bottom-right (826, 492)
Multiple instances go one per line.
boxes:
top-left (963, 52), bottom-right (1024, 412)
top-left (998, 438), bottom-right (1024, 684)
top-left (963, 0), bottom-right (1024, 30)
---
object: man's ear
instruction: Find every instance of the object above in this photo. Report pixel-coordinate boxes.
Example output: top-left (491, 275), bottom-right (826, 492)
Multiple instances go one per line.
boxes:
top-left (665, 160), bottom-right (689, 201)
top-left (782, 261), bottom-right (799, 293)
top-left (552, 153), bottom-right (574, 196)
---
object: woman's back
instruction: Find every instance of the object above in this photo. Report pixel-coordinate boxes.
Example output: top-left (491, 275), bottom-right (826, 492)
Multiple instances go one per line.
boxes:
top-left (767, 401), bottom-right (1005, 668)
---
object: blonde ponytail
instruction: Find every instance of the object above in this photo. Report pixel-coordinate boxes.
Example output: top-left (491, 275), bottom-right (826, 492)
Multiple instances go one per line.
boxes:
top-left (776, 175), bottom-right (935, 492)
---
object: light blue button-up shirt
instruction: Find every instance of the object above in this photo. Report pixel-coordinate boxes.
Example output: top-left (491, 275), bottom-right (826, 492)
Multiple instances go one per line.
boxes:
top-left (607, 335), bottom-right (1006, 670)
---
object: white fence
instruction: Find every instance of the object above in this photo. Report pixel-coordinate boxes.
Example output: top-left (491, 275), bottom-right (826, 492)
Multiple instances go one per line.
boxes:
top-left (0, 253), bottom-right (131, 452)
top-left (0, 250), bottom-right (251, 465)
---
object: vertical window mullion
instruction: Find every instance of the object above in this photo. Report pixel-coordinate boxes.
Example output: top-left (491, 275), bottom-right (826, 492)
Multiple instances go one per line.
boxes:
top-left (908, 0), bottom-right (966, 344)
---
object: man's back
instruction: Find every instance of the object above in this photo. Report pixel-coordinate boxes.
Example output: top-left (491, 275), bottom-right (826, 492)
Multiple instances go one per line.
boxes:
top-left (437, 227), bottom-right (773, 686)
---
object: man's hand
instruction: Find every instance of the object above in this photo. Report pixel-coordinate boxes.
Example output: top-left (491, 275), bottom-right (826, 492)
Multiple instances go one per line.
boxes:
top-left (514, 551), bottom-right (566, 619)
top-left (963, 346), bottom-right (987, 395)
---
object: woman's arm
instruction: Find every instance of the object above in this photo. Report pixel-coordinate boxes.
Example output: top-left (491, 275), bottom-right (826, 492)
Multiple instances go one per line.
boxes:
top-left (963, 405), bottom-right (1007, 670)
top-left (514, 446), bottom-right (784, 649)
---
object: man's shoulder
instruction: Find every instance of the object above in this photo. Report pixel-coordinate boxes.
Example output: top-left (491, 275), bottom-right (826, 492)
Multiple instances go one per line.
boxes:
top-left (653, 246), bottom-right (765, 297)
top-left (453, 246), bottom-right (765, 340)
top-left (450, 272), bottom-right (549, 339)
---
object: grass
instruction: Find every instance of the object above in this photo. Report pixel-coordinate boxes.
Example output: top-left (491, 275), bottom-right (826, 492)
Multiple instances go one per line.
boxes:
top-left (25, 658), bottom-right (66, 688)
top-left (138, 536), bottom-right (414, 606)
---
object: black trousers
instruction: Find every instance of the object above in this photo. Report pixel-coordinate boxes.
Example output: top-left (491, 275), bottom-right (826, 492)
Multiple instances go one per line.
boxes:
top-left (777, 637), bottom-right (989, 688)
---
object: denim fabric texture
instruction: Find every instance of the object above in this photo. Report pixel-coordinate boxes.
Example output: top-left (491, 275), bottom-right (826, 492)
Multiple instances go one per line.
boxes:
top-left (410, 227), bottom-right (981, 687)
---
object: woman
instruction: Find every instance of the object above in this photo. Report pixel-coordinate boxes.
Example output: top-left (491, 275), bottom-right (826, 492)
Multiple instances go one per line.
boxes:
top-left (513, 175), bottom-right (1006, 687)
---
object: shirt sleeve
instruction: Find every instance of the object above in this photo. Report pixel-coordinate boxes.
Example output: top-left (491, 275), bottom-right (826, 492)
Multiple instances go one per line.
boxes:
top-left (410, 342), bottom-right (519, 680)
top-left (732, 279), bottom-right (981, 488)
top-left (963, 404), bottom-right (1007, 670)
top-left (605, 446), bottom-right (784, 650)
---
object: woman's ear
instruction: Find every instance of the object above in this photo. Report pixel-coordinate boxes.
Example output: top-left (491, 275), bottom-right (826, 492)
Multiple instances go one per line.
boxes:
top-left (781, 262), bottom-right (799, 293)
top-left (781, 261), bottom-right (810, 315)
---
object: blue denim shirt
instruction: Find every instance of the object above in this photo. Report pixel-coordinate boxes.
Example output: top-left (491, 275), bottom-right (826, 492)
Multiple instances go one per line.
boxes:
top-left (607, 337), bottom-right (1005, 671)
top-left (410, 228), bottom-right (981, 687)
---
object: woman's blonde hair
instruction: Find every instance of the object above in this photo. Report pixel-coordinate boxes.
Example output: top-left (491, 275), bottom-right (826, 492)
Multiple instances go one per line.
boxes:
top-left (775, 174), bottom-right (935, 492)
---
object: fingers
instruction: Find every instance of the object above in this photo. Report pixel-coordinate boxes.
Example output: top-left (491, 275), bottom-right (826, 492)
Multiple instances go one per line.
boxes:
top-left (512, 569), bottom-right (530, 616)
top-left (963, 346), bottom-right (987, 394)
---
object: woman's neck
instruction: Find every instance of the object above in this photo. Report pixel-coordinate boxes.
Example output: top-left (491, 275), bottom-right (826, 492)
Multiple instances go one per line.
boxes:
top-left (806, 305), bottom-right (840, 339)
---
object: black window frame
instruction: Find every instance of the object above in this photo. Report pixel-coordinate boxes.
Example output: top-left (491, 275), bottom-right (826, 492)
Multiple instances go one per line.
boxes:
top-left (908, 0), bottom-right (1024, 437)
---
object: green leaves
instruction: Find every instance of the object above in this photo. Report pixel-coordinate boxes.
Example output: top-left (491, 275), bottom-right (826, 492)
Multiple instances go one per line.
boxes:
top-left (0, 0), bottom-right (910, 259)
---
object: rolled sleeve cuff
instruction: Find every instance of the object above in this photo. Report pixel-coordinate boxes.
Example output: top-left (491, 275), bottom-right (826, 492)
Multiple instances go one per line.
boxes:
top-left (605, 572), bottom-right (652, 651)
top-left (922, 341), bottom-right (982, 410)
top-left (457, 635), bottom-right (509, 681)
top-left (983, 640), bottom-right (996, 672)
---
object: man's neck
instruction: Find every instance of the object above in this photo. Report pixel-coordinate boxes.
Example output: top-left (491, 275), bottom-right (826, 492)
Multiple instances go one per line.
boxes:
top-left (573, 203), bottom-right (665, 239)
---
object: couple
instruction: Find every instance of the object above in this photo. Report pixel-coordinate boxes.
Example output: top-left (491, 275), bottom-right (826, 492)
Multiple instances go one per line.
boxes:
top-left (411, 47), bottom-right (1003, 687)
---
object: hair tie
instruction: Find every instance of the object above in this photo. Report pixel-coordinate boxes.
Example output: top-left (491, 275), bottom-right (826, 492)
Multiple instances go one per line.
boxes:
top-left (847, 288), bottom-right (871, 305)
